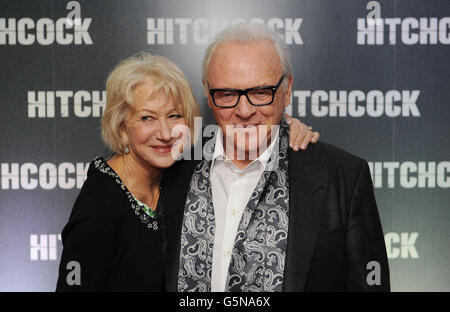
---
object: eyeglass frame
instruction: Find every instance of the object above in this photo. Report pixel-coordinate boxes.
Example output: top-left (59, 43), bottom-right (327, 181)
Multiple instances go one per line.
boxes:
top-left (207, 74), bottom-right (286, 108)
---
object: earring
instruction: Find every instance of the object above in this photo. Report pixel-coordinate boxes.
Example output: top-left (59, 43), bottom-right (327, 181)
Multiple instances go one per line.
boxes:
top-left (124, 145), bottom-right (130, 154)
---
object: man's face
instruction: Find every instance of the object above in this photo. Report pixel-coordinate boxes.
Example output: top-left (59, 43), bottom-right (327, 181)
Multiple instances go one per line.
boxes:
top-left (204, 40), bottom-right (293, 159)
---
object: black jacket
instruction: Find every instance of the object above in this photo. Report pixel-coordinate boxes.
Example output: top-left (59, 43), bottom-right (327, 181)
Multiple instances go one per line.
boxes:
top-left (160, 141), bottom-right (390, 291)
top-left (56, 158), bottom-right (165, 291)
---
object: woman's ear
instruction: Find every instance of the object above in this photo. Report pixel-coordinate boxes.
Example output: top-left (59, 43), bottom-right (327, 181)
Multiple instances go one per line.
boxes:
top-left (119, 122), bottom-right (129, 146)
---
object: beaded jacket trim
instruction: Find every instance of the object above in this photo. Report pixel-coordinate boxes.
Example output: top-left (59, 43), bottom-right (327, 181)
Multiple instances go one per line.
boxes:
top-left (92, 156), bottom-right (158, 230)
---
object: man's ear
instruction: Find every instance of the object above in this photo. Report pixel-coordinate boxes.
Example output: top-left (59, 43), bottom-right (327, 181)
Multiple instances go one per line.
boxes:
top-left (284, 74), bottom-right (294, 108)
top-left (202, 79), bottom-right (213, 109)
top-left (284, 74), bottom-right (294, 107)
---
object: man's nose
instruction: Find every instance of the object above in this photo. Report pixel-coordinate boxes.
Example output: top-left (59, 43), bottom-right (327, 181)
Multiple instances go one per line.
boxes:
top-left (235, 94), bottom-right (256, 119)
top-left (157, 119), bottom-right (172, 141)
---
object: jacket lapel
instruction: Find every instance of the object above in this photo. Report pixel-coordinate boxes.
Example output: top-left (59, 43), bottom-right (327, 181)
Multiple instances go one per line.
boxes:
top-left (282, 143), bottom-right (329, 291)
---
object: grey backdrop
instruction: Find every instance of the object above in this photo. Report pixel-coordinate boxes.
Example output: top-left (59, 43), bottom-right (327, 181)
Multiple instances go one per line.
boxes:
top-left (0, 0), bottom-right (449, 291)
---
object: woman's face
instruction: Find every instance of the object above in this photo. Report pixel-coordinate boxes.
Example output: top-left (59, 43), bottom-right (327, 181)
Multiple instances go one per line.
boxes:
top-left (123, 81), bottom-right (187, 170)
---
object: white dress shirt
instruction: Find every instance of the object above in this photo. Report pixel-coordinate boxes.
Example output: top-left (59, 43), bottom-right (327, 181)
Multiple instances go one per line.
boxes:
top-left (210, 127), bottom-right (280, 292)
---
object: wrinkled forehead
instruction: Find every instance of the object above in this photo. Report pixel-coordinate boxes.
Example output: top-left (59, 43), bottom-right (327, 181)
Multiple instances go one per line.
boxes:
top-left (130, 80), bottom-right (180, 113)
top-left (207, 40), bottom-right (283, 87)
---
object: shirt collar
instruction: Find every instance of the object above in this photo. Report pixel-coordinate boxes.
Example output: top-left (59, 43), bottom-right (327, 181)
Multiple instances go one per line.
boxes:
top-left (211, 126), bottom-right (280, 172)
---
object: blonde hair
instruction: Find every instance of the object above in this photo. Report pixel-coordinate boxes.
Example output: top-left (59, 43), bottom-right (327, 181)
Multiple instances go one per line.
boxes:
top-left (102, 51), bottom-right (200, 154)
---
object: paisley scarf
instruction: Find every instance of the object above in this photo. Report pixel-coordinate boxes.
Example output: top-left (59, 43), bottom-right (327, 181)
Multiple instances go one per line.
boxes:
top-left (178, 120), bottom-right (290, 292)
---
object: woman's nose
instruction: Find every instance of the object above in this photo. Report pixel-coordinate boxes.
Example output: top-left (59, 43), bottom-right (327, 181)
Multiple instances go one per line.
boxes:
top-left (157, 119), bottom-right (172, 141)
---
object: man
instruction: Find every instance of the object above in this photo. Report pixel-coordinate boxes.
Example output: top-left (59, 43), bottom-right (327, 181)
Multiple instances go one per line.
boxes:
top-left (161, 23), bottom-right (390, 292)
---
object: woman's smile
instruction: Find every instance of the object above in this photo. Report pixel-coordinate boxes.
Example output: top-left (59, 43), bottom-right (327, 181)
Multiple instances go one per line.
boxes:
top-left (151, 145), bottom-right (173, 153)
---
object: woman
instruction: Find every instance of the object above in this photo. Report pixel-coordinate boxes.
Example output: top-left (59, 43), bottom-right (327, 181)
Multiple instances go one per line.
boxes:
top-left (56, 52), bottom-right (319, 291)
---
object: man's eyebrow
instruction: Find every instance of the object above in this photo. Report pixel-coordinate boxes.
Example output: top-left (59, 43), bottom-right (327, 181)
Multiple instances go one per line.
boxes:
top-left (245, 82), bottom-right (276, 89)
top-left (252, 82), bottom-right (272, 87)
top-left (211, 82), bottom-right (275, 89)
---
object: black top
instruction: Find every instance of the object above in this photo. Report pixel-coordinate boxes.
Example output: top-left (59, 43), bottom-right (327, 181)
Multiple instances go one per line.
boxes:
top-left (56, 156), bottom-right (165, 291)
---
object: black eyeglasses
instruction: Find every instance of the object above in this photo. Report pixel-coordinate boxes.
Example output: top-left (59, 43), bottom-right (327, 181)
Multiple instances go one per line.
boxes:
top-left (208, 75), bottom-right (286, 108)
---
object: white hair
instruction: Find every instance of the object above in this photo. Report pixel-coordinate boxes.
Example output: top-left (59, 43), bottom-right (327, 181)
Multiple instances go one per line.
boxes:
top-left (201, 23), bottom-right (292, 82)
